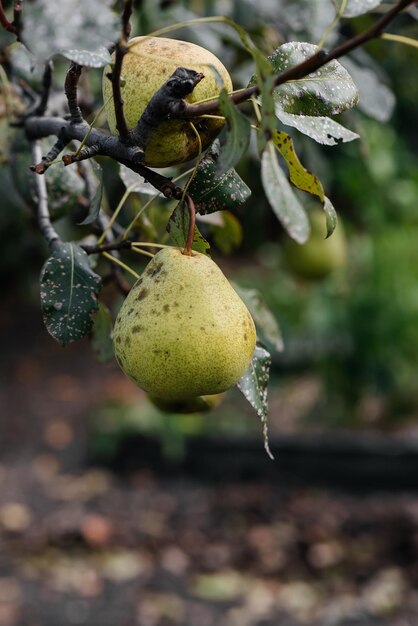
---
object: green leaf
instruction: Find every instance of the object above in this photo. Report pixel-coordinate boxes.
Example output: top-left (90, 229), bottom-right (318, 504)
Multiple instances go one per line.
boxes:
top-left (341, 57), bottom-right (395, 123)
top-left (188, 141), bottom-right (251, 214)
top-left (22, 0), bottom-right (120, 64)
top-left (92, 302), bottom-right (114, 363)
top-left (233, 285), bottom-right (284, 353)
top-left (208, 211), bottom-right (243, 254)
top-left (40, 242), bottom-right (102, 345)
top-left (167, 203), bottom-right (211, 255)
top-left (217, 89), bottom-right (252, 176)
top-left (261, 142), bottom-right (310, 244)
top-left (323, 196), bottom-right (338, 238)
top-left (270, 42), bottom-right (359, 116)
top-left (119, 164), bottom-right (159, 197)
top-left (276, 109), bottom-right (360, 145)
top-left (237, 344), bottom-right (274, 459)
top-left (78, 160), bottom-right (103, 225)
top-left (252, 51), bottom-right (277, 154)
top-left (334, 0), bottom-right (383, 18)
top-left (272, 130), bottom-right (325, 200)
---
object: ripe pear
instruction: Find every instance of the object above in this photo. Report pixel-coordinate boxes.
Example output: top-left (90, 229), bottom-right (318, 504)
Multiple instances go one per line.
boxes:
top-left (102, 36), bottom-right (232, 168)
top-left (113, 248), bottom-right (256, 401)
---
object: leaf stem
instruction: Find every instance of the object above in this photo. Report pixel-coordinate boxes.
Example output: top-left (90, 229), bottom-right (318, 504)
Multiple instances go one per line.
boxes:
top-left (101, 251), bottom-right (140, 278)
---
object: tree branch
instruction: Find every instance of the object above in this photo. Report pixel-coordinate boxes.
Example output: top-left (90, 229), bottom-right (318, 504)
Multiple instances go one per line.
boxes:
top-left (24, 116), bottom-right (182, 198)
top-left (0, 0), bottom-right (16, 33)
top-left (180, 0), bottom-right (418, 119)
top-left (31, 141), bottom-right (61, 248)
top-left (64, 62), bottom-right (83, 124)
top-left (109, 0), bottom-right (133, 142)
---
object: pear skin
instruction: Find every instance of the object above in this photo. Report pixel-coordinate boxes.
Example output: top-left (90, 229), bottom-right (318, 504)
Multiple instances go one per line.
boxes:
top-left (103, 37), bottom-right (232, 168)
top-left (113, 248), bottom-right (256, 401)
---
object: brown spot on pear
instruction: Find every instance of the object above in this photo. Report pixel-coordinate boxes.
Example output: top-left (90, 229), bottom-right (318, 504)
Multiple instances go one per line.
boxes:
top-left (113, 247), bottom-right (256, 401)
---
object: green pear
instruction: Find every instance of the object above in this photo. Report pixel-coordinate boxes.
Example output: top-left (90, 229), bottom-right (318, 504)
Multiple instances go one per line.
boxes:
top-left (282, 208), bottom-right (347, 281)
top-left (103, 37), bottom-right (232, 168)
top-left (113, 248), bottom-right (256, 401)
top-left (149, 392), bottom-right (226, 415)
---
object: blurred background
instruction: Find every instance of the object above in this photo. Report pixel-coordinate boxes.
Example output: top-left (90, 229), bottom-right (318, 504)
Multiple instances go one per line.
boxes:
top-left (1, 0), bottom-right (418, 625)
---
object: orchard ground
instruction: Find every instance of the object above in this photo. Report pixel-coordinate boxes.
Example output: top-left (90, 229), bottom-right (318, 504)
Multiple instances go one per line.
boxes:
top-left (1, 294), bottom-right (418, 626)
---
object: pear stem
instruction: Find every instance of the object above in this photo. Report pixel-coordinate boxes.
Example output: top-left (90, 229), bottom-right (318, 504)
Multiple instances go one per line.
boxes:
top-left (183, 194), bottom-right (196, 256)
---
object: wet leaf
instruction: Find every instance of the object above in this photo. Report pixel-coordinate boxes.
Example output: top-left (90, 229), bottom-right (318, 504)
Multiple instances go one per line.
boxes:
top-left (187, 141), bottom-right (251, 214)
top-left (341, 57), bottom-right (395, 122)
top-left (217, 90), bottom-right (252, 176)
top-left (233, 285), bottom-right (284, 352)
top-left (323, 196), bottom-right (338, 238)
top-left (40, 242), bottom-right (102, 345)
top-left (167, 203), bottom-right (210, 255)
top-left (269, 41), bottom-right (359, 116)
top-left (237, 344), bottom-right (274, 459)
top-left (92, 303), bottom-right (114, 364)
top-left (334, 0), bottom-right (383, 18)
top-left (22, 0), bottom-right (119, 65)
top-left (276, 109), bottom-right (359, 145)
top-left (261, 142), bottom-right (310, 244)
top-left (119, 164), bottom-right (159, 197)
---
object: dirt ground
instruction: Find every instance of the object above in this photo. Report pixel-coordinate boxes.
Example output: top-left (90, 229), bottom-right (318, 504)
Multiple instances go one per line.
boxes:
top-left (1, 295), bottom-right (418, 626)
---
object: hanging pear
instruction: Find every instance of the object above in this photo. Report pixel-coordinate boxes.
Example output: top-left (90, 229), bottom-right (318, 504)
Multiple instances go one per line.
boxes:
top-left (113, 247), bottom-right (256, 401)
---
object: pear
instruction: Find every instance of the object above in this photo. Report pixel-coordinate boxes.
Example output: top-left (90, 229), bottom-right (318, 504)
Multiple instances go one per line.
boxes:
top-left (103, 37), bottom-right (232, 168)
top-left (149, 392), bottom-right (226, 415)
top-left (113, 248), bottom-right (256, 401)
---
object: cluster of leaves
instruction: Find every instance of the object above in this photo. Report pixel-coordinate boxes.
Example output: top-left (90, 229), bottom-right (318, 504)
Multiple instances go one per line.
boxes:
top-left (1, 0), bottom-right (415, 444)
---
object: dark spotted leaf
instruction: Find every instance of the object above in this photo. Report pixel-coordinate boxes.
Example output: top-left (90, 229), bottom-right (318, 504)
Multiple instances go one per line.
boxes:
top-left (40, 242), bottom-right (102, 345)
top-left (217, 90), bottom-right (252, 176)
top-left (22, 0), bottom-right (119, 65)
top-left (261, 141), bottom-right (310, 244)
top-left (167, 203), bottom-right (210, 255)
top-left (276, 109), bottom-right (360, 145)
top-left (237, 344), bottom-right (273, 459)
top-left (188, 141), bottom-right (251, 215)
top-left (233, 285), bottom-right (284, 353)
top-left (92, 302), bottom-right (114, 363)
top-left (270, 42), bottom-right (358, 116)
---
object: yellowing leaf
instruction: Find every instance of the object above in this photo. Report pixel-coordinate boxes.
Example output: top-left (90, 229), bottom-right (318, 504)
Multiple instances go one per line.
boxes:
top-left (272, 130), bottom-right (324, 202)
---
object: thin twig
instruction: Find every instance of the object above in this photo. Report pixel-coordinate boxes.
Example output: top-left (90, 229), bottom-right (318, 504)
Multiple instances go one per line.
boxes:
top-left (13, 0), bottom-right (23, 40)
top-left (31, 141), bottom-right (60, 248)
top-left (109, 0), bottom-right (133, 142)
top-left (62, 144), bottom-right (100, 165)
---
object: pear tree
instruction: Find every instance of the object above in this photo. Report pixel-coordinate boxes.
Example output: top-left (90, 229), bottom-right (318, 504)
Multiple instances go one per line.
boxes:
top-left (0, 0), bottom-right (417, 456)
